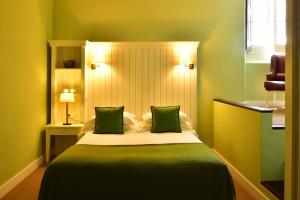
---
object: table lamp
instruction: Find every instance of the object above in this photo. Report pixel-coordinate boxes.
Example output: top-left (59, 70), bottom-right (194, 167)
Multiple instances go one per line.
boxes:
top-left (59, 89), bottom-right (75, 125)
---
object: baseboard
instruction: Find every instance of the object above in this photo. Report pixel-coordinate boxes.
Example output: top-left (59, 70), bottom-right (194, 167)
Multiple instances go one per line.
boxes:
top-left (213, 150), bottom-right (269, 200)
top-left (0, 155), bottom-right (44, 199)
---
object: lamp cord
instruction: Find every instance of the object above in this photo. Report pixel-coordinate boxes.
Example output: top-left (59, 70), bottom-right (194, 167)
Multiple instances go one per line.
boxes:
top-left (69, 116), bottom-right (84, 124)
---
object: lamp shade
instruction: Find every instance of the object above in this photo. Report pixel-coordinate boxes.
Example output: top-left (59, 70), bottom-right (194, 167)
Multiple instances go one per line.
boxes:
top-left (59, 92), bottom-right (75, 103)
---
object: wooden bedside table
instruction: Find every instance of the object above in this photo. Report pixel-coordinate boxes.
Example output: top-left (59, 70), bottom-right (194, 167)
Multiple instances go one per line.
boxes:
top-left (45, 123), bottom-right (84, 163)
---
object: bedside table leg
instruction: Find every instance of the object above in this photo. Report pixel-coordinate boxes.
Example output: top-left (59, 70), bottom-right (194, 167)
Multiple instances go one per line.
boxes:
top-left (46, 133), bottom-right (51, 163)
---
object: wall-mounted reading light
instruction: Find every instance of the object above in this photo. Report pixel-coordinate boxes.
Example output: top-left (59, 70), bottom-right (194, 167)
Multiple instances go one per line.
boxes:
top-left (90, 45), bottom-right (106, 70)
top-left (180, 46), bottom-right (194, 70)
top-left (180, 62), bottom-right (194, 70)
top-left (91, 62), bottom-right (105, 70)
top-left (185, 63), bottom-right (194, 69)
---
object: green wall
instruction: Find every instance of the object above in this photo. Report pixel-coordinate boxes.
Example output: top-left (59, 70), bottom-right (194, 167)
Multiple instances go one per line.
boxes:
top-left (245, 63), bottom-right (285, 101)
top-left (0, 0), bottom-right (52, 185)
top-left (245, 63), bottom-right (270, 100)
top-left (261, 120), bottom-right (285, 181)
top-left (53, 0), bottom-right (245, 146)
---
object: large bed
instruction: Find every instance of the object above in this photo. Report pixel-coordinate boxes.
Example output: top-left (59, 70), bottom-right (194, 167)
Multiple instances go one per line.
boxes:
top-left (42, 42), bottom-right (234, 199)
top-left (39, 131), bottom-right (235, 200)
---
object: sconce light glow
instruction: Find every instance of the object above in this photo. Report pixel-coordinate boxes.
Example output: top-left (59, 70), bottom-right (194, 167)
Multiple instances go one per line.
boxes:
top-left (177, 64), bottom-right (189, 73)
top-left (180, 46), bottom-right (194, 70)
top-left (95, 64), bottom-right (107, 72)
top-left (93, 47), bottom-right (105, 62)
top-left (91, 46), bottom-right (106, 70)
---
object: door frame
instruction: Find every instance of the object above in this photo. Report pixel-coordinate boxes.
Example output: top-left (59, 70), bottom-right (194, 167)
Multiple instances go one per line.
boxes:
top-left (285, 0), bottom-right (300, 199)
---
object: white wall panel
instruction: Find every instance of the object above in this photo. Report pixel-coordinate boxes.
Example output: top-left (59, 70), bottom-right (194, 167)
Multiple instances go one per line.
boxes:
top-left (86, 42), bottom-right (199, 128)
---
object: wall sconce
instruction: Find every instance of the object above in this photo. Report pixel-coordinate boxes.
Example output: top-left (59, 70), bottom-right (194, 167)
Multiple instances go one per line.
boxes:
top-left (90, 45), bottom-right (106, 70)
top-left (91, 62), bottom-right (105, 70)
top-left (180, 47), bottom-right (194, 70)
top-left (181, 62), bottom-right (194, 70)
top-left (185, 63), bottom-right (194, 69)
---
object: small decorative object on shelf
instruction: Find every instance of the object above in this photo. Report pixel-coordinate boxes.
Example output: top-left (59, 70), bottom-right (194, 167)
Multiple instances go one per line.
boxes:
top-left (63, 60), bottom-right (76, 68)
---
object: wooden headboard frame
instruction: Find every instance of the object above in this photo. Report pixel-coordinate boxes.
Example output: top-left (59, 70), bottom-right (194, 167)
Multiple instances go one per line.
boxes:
top-left (85, 42), bottom-right (199, 128)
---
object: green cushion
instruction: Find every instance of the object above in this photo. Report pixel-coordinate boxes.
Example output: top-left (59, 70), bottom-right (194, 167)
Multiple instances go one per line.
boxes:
top-left (151, 106), bottom-right (182, 133)
top-left (94, 106), bottom-right (124, 134)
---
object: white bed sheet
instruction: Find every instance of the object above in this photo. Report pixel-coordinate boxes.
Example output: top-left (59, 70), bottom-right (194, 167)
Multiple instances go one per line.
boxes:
top-left (77, 131), bottom-right (202, 146)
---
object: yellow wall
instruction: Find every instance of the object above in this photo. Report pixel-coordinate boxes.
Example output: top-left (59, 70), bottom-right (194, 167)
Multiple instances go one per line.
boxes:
top-left (53, 0), bottom-right (245, 146)
top-left (0, 0), bottom-right (52, 185)
top-left (213, 101), bottom-right (284, 199)
top-left (214, 102), bottom-right (261, 183)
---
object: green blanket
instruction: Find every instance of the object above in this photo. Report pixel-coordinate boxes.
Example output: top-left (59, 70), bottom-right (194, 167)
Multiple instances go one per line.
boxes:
top-left (39, 143), bottom-right (235, 200)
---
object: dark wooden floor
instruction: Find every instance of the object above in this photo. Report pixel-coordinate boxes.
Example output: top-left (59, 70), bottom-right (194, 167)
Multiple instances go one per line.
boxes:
top-left (261, 181), bottom-right (284, 200)
top-left (1, 165), bottom-right (255, 200)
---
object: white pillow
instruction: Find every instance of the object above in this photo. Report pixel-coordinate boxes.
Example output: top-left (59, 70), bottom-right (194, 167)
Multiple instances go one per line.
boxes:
top-left (124, 112), bottom-right (138, 125)
top-left (81, 112), bottom-right (138, 134)
top-left (123, 112), bottom-right (139, 133)
top-left (135, 111), bottom-right (194, 132)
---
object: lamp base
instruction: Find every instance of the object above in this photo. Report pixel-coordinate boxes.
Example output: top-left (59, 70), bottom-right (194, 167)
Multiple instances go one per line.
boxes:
top-left (63, 122), bottom-right (72, 125)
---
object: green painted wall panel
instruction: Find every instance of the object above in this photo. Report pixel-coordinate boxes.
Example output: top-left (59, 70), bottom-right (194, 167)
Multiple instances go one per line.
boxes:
top-left (261, 114), bottom-right (285, 181)
top-left (245, 63), bottom-right (270, 100)
top-left (0, 0), bottom-right (52, 185)
top-left (245, 63), bottom-right (285, 101)
top-left (53, 0), bottom-right (245, 146)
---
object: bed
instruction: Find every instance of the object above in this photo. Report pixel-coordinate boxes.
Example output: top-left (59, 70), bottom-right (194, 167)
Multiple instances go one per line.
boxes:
top-left (39, 130), bottom-right (235, 200)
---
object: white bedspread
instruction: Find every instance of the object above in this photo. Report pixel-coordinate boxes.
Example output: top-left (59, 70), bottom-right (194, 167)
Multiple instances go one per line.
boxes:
top-left (77, 131), bottom-right (202, 146)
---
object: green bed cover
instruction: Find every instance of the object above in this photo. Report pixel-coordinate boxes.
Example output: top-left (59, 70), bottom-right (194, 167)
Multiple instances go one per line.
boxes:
top-left (39, 143), bottom-right (235, 200)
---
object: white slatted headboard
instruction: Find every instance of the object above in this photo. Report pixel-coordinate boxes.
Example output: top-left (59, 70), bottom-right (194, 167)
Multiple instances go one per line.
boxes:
top-left (85, 42), bottom-right (199, 128)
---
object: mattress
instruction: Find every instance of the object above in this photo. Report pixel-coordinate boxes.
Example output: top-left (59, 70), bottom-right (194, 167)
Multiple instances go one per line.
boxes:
top-left (39, 133), bottom-right (235, 200)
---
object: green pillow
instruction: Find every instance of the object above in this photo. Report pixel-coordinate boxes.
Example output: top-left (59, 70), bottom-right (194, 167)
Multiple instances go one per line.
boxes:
top-left (94, 106), bottom-right (124, 134)
top-left (151, 106), bottom-right (182, 133)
